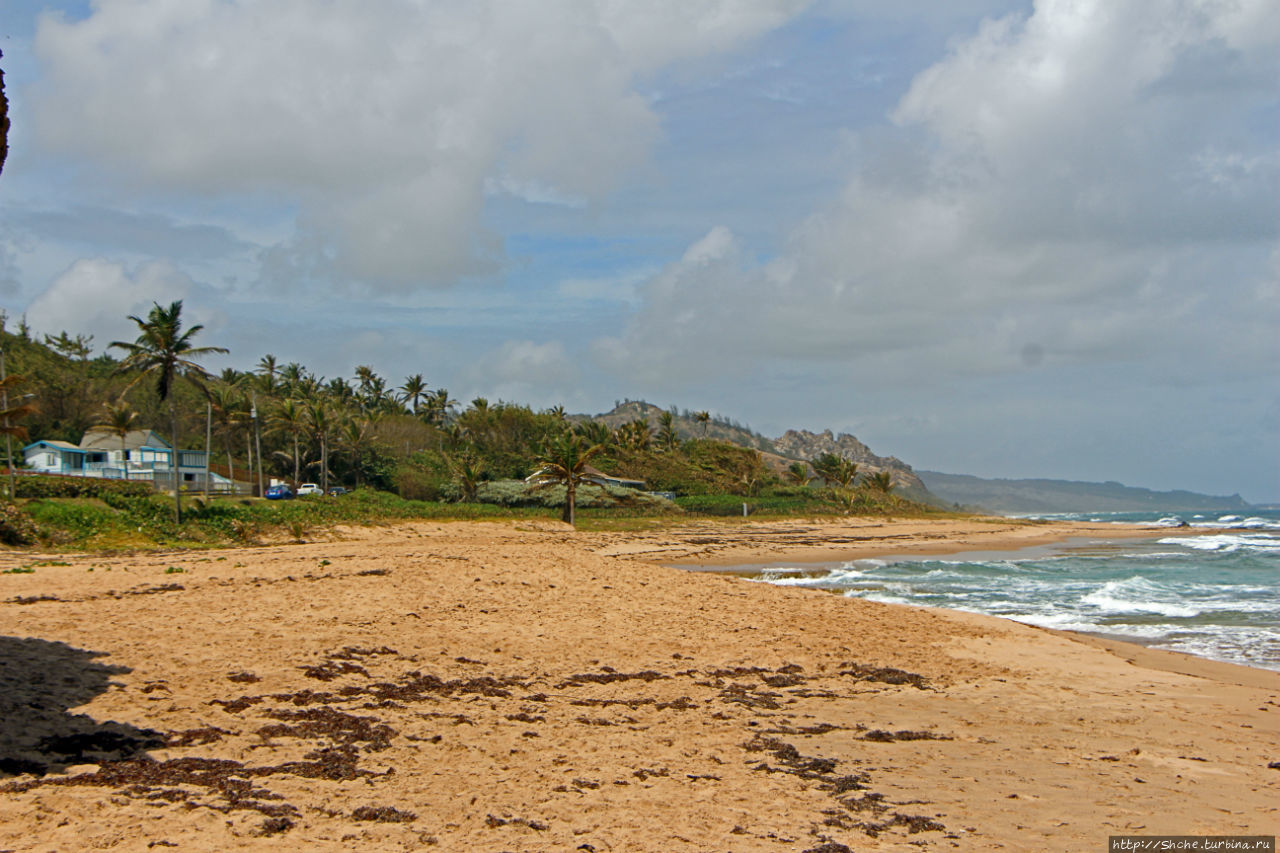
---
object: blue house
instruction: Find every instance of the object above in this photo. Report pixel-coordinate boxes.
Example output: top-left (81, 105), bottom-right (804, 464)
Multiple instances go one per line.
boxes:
top-left (23, 429), bottom-right (224, 489)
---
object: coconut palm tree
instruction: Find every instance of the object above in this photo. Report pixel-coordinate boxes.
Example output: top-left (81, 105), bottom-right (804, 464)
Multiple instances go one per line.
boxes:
top-left (528, 432), bottom-right (603, 527)
top-left (269, 398), bottom-right (306, 487)
top-left (694, 410), bottom-right (710, 437)
top-left (255, 353), bottom-right (279, 395)
top-left (206, 382), bottom-right (244, 487)
top-left (448, 450), bottom-right (484, 502)
top-left (305, 399), bottom-right (334, 493)
top-left (810, 452), bottom-right (857, 488)
top-left (785, 461), bottom-right (812, 486)
top-left (399, 374), bottom-right (428, 415)
top-left (864, 470), bottom-right (894, 493)
top-left (279, 362), bottom-right (305, 395)
top-left (574, 420), bottom-right (612, 447)
top-left (616, 418), bottom-right (652, 451)
top-left (339, 415), bottom-right (376, 487)
top-left (110, 301), bottom-right (227, 522)
top-left (94, 400), bottom-right (139, 480)
top-left (657, 410), bottom-right (679, 452)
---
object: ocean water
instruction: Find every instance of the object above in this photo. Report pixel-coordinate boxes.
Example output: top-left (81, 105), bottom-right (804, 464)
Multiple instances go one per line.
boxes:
top-left (749, 511), bottom-right (1280, 672)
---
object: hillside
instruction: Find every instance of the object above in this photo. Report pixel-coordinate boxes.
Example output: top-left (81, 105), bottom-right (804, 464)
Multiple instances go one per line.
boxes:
top-left (582, 402), bottom-right (936, 502)
top-left (917, 471), bottom-right (1253, 514)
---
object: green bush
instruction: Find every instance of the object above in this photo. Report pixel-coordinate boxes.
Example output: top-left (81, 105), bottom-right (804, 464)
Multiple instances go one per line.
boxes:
top-left (16, 475), bottom-right (152, 500)
top-left (435, 478), bottom-right (675, 513)
top-left (394, 465), bottom-right (446, 501)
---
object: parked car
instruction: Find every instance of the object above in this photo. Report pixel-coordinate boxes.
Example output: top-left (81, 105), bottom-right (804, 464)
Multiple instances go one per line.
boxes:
top-left (296, 483), bottom-right (322, 496)
top-left (327, 487), bottom-right (349, 497)
top-left (265, 485), bottom-right (294, 500)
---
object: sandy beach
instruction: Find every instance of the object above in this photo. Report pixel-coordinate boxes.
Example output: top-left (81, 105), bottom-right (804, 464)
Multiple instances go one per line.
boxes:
top-left (1, 517), bottom-right (1276, 851)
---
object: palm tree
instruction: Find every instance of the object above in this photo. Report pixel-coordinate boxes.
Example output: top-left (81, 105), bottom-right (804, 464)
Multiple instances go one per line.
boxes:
top-left (279, 362), bottom-right (305, 395)
top-left (305, 399), bottom-right (334, 493)
top-left (616, 418), bottom-right (652, 451)
top-left (864, 470), bottom-right (894, 493)
top-left (339, 416), bottom-right (376, 487)
top-left (94, 400), bottom-right (138, 480)
top-left (785, 461), bottom-right (812, 486)
top-left (256, 353), bottom-right (278, 386)
top-left (110, 301), bottom-right (227, 522)
top-left (575, 419), bottom-right (612, 447)
top-left (694, 410), bottom-right (711, 437)
top-left (657, 410), bottom-right (679, 452)
top-left (810, 452), bottom-right (856, 488)
top-left (269, 398), bottom-right (306, 487)
top-left (448, 450), bottom-right (484, 502)
top-left (528, 432), bottom-right (603, 527)
top-left (325, 376), bottom-right (354, 407)
top-left (425, 388), bottom-right (457, 425)
top-left (400, 374), bottom-right (428, 415)
top-left (206, 382), bottom-right (244, 488)
top-left (218, 367), bottom-right (245, 386)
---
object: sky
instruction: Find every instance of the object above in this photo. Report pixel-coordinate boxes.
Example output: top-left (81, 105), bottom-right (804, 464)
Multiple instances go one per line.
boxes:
top-left (0, 0), bottom-right (1277, 502)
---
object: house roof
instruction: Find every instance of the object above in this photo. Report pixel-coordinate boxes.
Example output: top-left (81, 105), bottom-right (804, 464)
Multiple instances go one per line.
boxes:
top-left (582, 465), bottom-right (646, 487)
top-left (80, 429), bottom-right (171, 451)
top-left (24, 440), bottom-right (84, 453)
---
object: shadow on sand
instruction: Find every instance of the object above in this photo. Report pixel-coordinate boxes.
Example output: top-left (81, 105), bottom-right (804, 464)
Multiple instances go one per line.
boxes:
top-left (0, 636), bottom-right (162, 777)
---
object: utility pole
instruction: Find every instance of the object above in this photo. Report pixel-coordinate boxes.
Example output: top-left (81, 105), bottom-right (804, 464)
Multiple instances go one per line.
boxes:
top-left (203, 401), bottom-right (212, 501)
top-left (252, 392), bottom-right (264, 498)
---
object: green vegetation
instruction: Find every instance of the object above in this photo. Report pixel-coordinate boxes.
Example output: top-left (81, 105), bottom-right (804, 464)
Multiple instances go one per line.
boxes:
top-left (0, 308), bottom-right (947, 551)
top-left (110, 300), bottom-right (228, 523)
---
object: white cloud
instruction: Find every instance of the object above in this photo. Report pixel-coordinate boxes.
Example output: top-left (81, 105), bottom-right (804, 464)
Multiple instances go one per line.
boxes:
top-left (463, 339), bottom-right (580, 409)
top-left (23, 258), bottom-right (225, 353)
top-left (599, 0), bottom-right (1279, 386)
top-left (480, 340), bottom-right (577, 385)
top-left (31, 0), bottom-right (803, 289)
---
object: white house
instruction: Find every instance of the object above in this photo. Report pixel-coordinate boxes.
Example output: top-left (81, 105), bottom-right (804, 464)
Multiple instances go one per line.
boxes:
top-left (23, 429), bottom-right (228, 490)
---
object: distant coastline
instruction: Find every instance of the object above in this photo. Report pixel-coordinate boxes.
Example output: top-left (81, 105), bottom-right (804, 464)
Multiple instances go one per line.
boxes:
top-left (917, 470), bottom-right (1255, 514)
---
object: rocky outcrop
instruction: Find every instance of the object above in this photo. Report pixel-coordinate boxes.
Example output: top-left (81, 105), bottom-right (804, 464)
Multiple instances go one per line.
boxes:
top-left (583, 402), bottom-right (936, 499)
top-left (772, 429), bottom-right (928, 494)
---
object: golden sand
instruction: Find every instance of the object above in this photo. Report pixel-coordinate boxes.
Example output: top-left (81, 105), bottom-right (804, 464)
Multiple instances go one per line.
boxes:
top-left (1, 518), bottom-right (1276, 851)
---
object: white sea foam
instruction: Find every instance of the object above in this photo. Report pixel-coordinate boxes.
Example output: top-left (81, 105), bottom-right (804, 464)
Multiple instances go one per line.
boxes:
top-left (855, 591), bottom-right (912, 606)
top-left (745, 518), bottom-right (1279, 670)
top-left (1080, 578), bottom-right (1201, 617)
top-left (1160, 533), bottom-right (1280, 553)
top-left (1190, 516), bottom-right (1280, 530)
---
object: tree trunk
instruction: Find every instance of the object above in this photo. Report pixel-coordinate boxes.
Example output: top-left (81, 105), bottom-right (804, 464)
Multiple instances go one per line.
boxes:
top-left (563, 482), bottom-right (575, 526)
top-left (224, 435), bottom-right (235, 488)
top-left (292, 432), bottom-right (300, 487)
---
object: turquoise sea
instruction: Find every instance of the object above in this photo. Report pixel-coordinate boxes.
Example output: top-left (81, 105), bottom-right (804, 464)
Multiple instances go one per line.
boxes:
top-left (747, 511), bottom-right (1280, 672)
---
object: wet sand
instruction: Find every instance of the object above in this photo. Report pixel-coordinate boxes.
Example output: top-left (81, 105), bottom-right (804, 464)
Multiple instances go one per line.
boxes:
top-left (1, 517), bottom-right (1276, 851)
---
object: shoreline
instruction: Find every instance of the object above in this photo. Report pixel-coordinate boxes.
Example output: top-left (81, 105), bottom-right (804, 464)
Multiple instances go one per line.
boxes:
top-left (2, 517), bottom-right (1276, 850)
top-left (655, 520), bottom-right (1277, 683)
